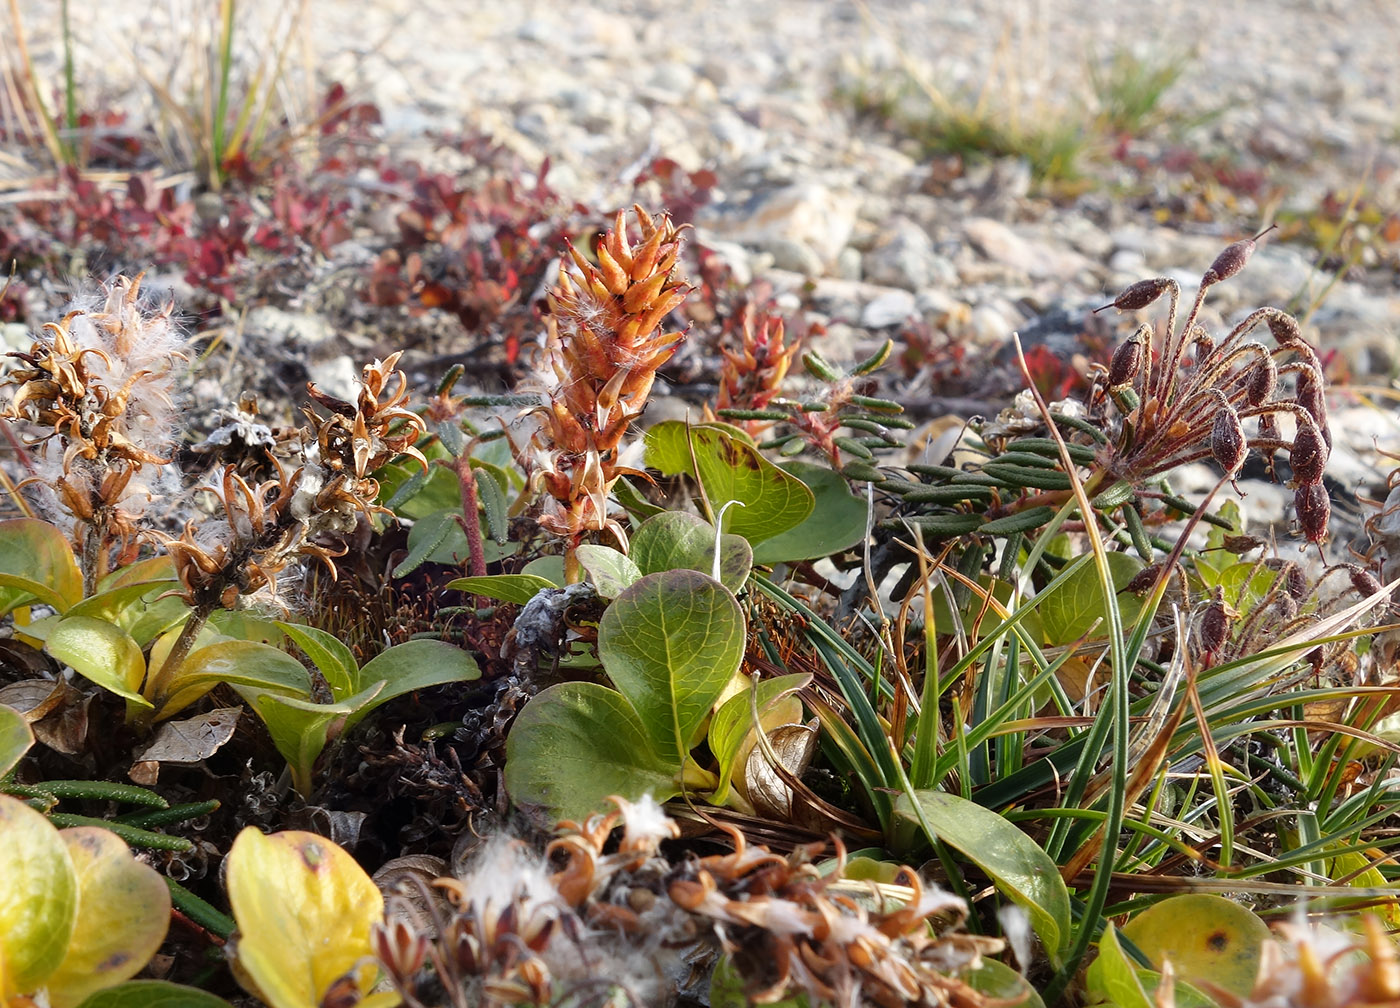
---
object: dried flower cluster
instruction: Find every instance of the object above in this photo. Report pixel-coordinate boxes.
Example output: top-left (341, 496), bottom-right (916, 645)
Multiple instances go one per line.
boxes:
top-left (2, 275), bottom-right (185, 591)
top-left (1093, 229), bottom-right (1334, 546)
top-left (164, 352), bottom-right (425, 614)
top-left (374, 796), bottom-right (1004, 1008)
top-left (527, 206), bottom-right (690, 564)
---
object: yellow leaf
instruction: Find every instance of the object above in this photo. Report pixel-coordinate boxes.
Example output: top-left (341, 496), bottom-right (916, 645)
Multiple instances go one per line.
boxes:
top-left (43, 827), bottom-right (171, 1008)
top-left (0, 795), bottom-right (77, 999)
top-left (225, 828), bottom-right (384, 1008)
top-left (1120, 893), bottom-right (1270, 998)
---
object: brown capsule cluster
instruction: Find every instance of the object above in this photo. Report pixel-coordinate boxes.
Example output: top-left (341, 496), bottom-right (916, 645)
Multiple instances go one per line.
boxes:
top-left (2, 275), bottom-right (186, 588)
top-left (163, 355), bottom-right (426, 614)
top-left (373, 796), bottom-right (1001, 1008)
top-left (527, 206), bottom-right (690, 553)
top-left (1091, 229), bottom-right (1333, 546)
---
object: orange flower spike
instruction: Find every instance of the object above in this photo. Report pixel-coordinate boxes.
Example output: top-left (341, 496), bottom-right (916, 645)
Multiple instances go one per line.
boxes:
top-left (626, 225), bottom-right (668, 284)
top-left (594, 238), bottom-right (630, 296)
top-left (621, 270), bottom-right (670, 315)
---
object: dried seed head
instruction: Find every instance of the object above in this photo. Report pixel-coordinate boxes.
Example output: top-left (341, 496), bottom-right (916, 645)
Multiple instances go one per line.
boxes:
top-left (1289, 419), bottom-right (1328, 486)
top-left (1267, 310), bottom-right (1303, 346)
top-left (1244, 354), bottom-right (1278, 407)
top-left (1106, 336), bottom-right (1142, 387)
top-left (1200, 587), bottom-right (1231, 653)
top-left (1294, 481), bottom-right (1331, 544)
top-left (1201, 225), bottom-right (1275, 286)
top-left (1188, 325), bottom-right (1215, 361)
top-left (1346, 564), bottom-right (1384, 598)
top-left (1124, 564), bottom-right (1162, 595)
top-left (1211, 405), bottom-right (1247, 474)
top-left (1221, 533), bottom-right (1265, 554)
top-left (1279, 561), bottom-right (1308, 600)
top-left (1294, 370), bottom-right (1330, 451)
top-left (1095, 277), bottom-right (1173, 313)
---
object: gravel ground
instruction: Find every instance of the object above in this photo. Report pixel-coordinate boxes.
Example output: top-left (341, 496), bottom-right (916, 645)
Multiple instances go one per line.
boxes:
top-left (11, 0), bottom-right (1400, 545)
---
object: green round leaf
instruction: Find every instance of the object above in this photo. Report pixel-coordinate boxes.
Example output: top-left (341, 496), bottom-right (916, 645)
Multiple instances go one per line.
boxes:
top-left (574, 544), bottom-right (642, 599)
top-left (504, 681), bottom-right (679, 823)
top-left (599, 570), bottom-right (745, 764)
top-left (446, 573), bottom-right (558, 605)
top-left (1038, 551), bottom-right (1145, 645)
top-left (630, 512), bottom-right (752, 594)
top-left (644, 422), bottom-right (814, 543)
top-left (0, 793), bottom-right (78, 993)
top-left (752, 461), bottom-right (868, 564)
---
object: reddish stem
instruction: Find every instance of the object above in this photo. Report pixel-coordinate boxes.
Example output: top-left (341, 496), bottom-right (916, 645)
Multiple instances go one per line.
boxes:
top-left (454, 455), bottom-right (487, 578)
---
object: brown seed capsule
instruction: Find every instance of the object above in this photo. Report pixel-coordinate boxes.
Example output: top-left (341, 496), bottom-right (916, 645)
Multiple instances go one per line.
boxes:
top-left (1095, 277), bottom-right (1173, 314)
top-left (1267, 311), bottom-right (1302, 346)
top-left (1346, 564), bottom-right (1383, 598)
top-left (1294, 481), bottom-right (1331, 544)
top-left (1200, 587), bottom-right (1231, 653)
top-left (1106, 336), bottom-right (1142, 387)
top-left (1222, 533), bottom-right (1265, 554)
top-left (1201, 225), bottom-right (1276, 286)
top-left (1289, 419), bottom-right (1328, 485)
top-left (1124, 563), bottom-right (1162, 595)
top-left (1211, 406), bottom-right (1247, 474)
top-left (1278, 561), bottom-right (1308, 600)
top-left (1244, 355), bottom-right (1277, 407)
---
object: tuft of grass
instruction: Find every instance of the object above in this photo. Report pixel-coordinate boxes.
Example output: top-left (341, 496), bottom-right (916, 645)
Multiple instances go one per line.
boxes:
top-left (1089, 44), bottom-right (1194, 136)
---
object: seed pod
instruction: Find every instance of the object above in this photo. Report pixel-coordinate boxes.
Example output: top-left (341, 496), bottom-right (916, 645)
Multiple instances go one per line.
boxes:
top-left (1211, 406), bottom-right (1247, 474)
top-left (1346, 564), bottom-right (1383, 598)
top-left (1106, 336), bottom-right (1142, 387)
top-left (1294, 481), bottom-right (1331, 544)
top-left (1244, 354), bottom-right (1277, 407)
top-left (1199, 587), bottom-right (1231, 653)
top-left (1222, 533), bottom-right (1265, 554)
top-left (1278, 561), bottom-right (1308, 600)
top-left (1189, 326), bottom-right (1215, 361)
top-left (1125, 563), bottom-right (1162, 595)
top-left (1095, 277), bottom-right (1173, 314)
top-left (1267, 311), bottom-right (1302, 346)
top-left (1289, 419), bottom-right (1328, 485)
top-left (1202, 225), bottom-right (1275, 286)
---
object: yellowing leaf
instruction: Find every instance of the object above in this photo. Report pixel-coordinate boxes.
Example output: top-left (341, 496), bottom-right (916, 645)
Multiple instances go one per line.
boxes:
top-left (43, 828), bottom-right (171, 1008)
top-left (0, 794), bottom-right (77, 998)
top-left (225, 828), bottom-right (383, 1008)
top-left (1120, 893), bottom-right (1269, 998)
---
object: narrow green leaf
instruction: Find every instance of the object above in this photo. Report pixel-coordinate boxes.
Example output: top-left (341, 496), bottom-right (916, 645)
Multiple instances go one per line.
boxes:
top-left (275, 622), bottom-right (359, 700)
top-left (897, 789), bottom-right (1072, 966)
top-left (342, 639), bottom-right (480, 732)
top-left (444, 573), bottom-right (557, 605)
top-left (504, 682), bottom-right (679, 822)
top-left (64, 582), bottom-right (189, 649)
top-left (0, 702), bottom-right (33, 777)
top-left (76, 980), bottom-right (235, 1008)
top-left (0, 518), bottom-right (82, 613)
top-left (599, 571), bottom-right (744, 764)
